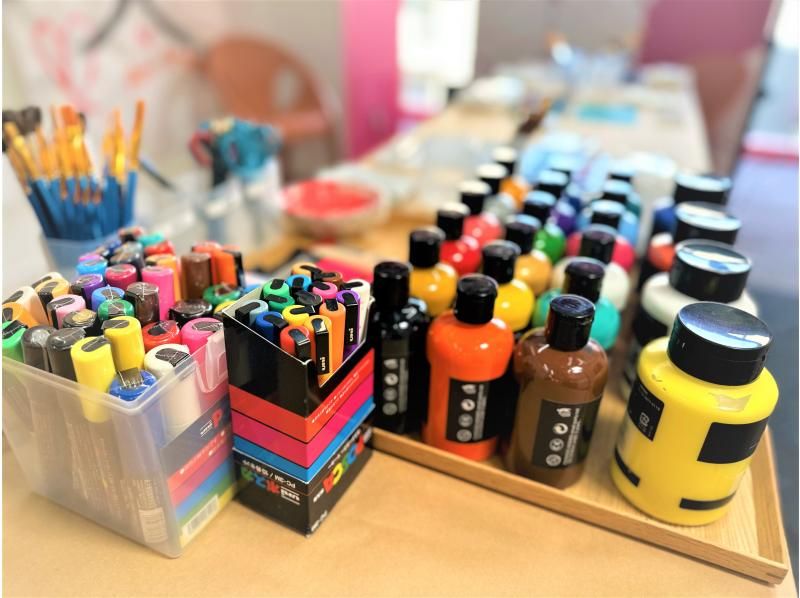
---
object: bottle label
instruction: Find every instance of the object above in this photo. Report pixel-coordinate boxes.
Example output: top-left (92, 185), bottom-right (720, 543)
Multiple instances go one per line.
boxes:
top-left (697, 419), bottom-right (768, 464)
top-left (446, 377), bottom-right (500, 443)
top-left (624, 306), bottom-right (667, 387)
top-left (531, 397), bottom-right (602, 468)
top-left (626, 377), bottom-right (664, 441)
top-left (378, 337), bottom-right (410, 417)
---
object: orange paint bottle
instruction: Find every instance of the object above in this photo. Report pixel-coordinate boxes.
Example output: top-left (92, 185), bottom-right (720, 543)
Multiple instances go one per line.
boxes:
top-left (423, 275), bottom-right (514, 460)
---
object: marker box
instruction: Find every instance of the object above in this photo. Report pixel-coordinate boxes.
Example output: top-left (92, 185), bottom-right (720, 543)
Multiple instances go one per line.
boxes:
top-left (1, 329), bottom-right (234, 557)
top-left (235, 424), bottom-right (373, 535)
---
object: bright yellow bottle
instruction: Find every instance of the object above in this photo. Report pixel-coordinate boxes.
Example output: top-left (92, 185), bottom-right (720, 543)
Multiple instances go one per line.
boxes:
top-left (505, 215), bottom-right (552, 296)
top-left (408, 228), bottom-right (458, 317)
top-left (611, 302), bottom-right (778, 525)
top-left (481, 241), bottom-right (535, 332)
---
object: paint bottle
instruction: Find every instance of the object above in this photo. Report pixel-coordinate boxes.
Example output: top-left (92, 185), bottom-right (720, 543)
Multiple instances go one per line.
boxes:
top-left (423, 274), bottom-right (514, 460)
top-left (533, 258), bottom-right (620, 350)
top-left (481, 241), bottom-right (535, 333)
top-left (508, 295), bottom-right (608, 488)
top-left (650, 173), bottom-right (731, 239)
top-left (408, 227), bottom-right (458, 317)
top-left (575, 181), bottom-right (640, 245)
top-left (534, 169), bottom-right (569, 202)
top-left (436, 204), bottom-right (482, 276)
top-left (460, 180), bottom-right (503, 247)
top-left (637, 201), bottom-right (741, 290)
top-left (477, 163), bottom-right (517, 219)
top-left (521, 191), bottom-right (566, 263)
top-left (565, 200), bottom-right (636, 272)
top-left (369, 261), bottom-right (431, 434)
top-left (622, 240), bottom-right (757, 395)
top-left (492, 146), bottom-right (529, 207)
top-left (551, 225), bottom-right (630, 311)
top-left (612, 302), bottom-right (777, 525)
top-left (505, 215), bottom-right (552, 296)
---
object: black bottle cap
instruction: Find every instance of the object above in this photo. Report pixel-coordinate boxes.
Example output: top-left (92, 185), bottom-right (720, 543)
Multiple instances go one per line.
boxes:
top-left (522, 190), bottom-right (557, 223)
top-left (601, 179), bottom-right (633, 204)
top-left (505, 215), bottom-right (541, 254)
top-left (169, 299), bottom-right (213, 327)
top-left (409, 227), bottom-right (444, 268)
top-left (481, 241), bottom-right (520, 284)
top-left (563, 258), bottom-right (605, 303)
top-left (667, 302), bottom-right (771, 385)
top-left (673, 173), bottom-right (731, 205)
top-left (547, 155), bottom-right (581, 181)
top-left (21, 325), bottom-right (56, 370)
top-left (545, 294), bottom-right (595, 351)
top-left (460, 180), bottom-right (492, 215)
top-left (579, 225), bottom-right (616, 264)
top-left (454, 274), bottom-right (497, 324)
top-left (669, 240), bottom-right (750, 302)
top-left (46, 328), bottom-right (86, 380)
top-left (535, 169), bottom-right (569, 198)
top-left (674, 201), bottom-right (741, 245)
top-left (492, 146), bottom-right (517, 173)
top-left (590, 199), bottom-right (625, 229)
top-left (373, 261), bottom-right (410, 310)
top-left (436, 203), bottom-right (469, 240)
top-left (477, 163), bottom-right (508, 195)
top-left (608, 161), bottom-right (635, 183)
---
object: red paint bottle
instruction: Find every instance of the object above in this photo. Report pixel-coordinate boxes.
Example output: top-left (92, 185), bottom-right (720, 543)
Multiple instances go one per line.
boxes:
top-left (436, 204), bottom-right (482, 276)
top-left (423, 274), bottom-right (514, 460)
top-left (566, 200), bottom-right (635, 272)
top-left (460, 180), bottom-right (503, 247)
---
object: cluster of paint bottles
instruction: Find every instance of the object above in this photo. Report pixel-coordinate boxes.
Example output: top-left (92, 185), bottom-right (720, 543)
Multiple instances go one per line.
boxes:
top-left (369, 151), bottom-right (779, 526)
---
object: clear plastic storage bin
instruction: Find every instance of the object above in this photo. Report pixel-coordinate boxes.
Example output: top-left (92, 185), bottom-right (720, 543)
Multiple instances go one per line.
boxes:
top-left (2, 331), bottom-right (234, 557)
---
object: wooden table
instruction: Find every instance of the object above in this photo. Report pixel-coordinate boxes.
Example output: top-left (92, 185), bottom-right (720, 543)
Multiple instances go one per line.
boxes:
top-left (4, 80), bottom-right (792, 596)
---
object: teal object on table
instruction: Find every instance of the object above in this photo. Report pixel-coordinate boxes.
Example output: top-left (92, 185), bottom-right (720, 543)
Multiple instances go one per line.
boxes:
top-left (533, 288), bottom-right (620, 350)
top-left (576, 103), bottom-right (637, 125)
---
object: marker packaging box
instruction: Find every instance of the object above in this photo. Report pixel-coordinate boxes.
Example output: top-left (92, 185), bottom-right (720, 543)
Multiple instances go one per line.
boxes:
top-left (2, 331), bottom-right (235, 557)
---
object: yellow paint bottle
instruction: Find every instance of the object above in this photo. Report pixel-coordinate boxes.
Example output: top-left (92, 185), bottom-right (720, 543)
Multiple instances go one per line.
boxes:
top-left (481, 241), bottom-right (535, 333)
top-left (611, 302), bottom-right (778, 525)
top-left (408, 228), bottom-right (457, 317)
top-left (505, 215), bottom-right (552, 296)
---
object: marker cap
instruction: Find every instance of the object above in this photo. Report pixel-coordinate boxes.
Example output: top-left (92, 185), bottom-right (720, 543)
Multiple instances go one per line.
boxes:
top-left (35, 278), bottom-right (69, 309)
top-left (3, 302), bottom-right (37, 328)
top-left (234, 300), bottom-right (269, 325)
top-left (253, 311), bottom-right (288, 344)
top-left (46, 294), bottom-right (86, 329)
top-left (213, 247), bottom-right (245, 288)
top-left (142, 320), bottom-right (181, 351)
top-left (76, 256), bottom-right (108, 277)
top-left (287, 275), bottom-right (312, 297)
top-left (203, 283), bottom-right (241, 307)
top-left (181, 317), bottom-right (223, 354)
top-left (169, 299), bottom-right (213, 327)
top-left (279, 325), bottom-right (311, 361)
top-left (181, 252), bottom-right (213, 300)
top-left (305, 314), bottom-right (333, 375)
top-left (62, 308), bottom-right (101, 336)
top-left (336, 290), bottom-right (360, 348)
top-left (2, 320), bottom-right (27, 361)
top-left (110, 368), bottom-right (158, 402)
top-left (308, 280), bottom-right (339, 301)
top-left (142, 265), bottom-right (175, 320)
top-left (3, 286), bottom-right (47, 325)
top-left (144, 343), bottom-right (192, 379)
top-left (91, 285), bottom-right (124, 311)
top-left (109, 247), bottom-right (145, 272)
top-left (70, 274), bottom-right (105, 303)
top-left (143, 240), bottom-right (175, 257)
top-left (71, 336), bottom-right (116, 420)
top-left (102, 315), bottom-right (145, 371)
top-left (283, 304), bottom-right (314, 327)
top-left (97, 298), bottom-right (135, 321)
top-left (21, 325), bottom-right (55, 370)
top-left (46, 328), bottom-right (86, 380)
top-left (125, 281), bottom-right (160, 325)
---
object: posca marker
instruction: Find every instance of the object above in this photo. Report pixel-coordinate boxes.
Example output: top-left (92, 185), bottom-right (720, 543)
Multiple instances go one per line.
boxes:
top-left (46, 328), bottom-right (85, 380)
top-left (181, 252), bottom-right (212, 300)
top-left (234, 300), bottom-right (269, 326)
top-left (21, 325), bottom-right (55, 370)
top-left (319, 271), bottom-right (344, 287)
top-left (291, 262), bottom-right (318, 277)
top-left (143, 343), bottom-right (199, 438)
top-left (35, 278), bottom-right (69, 309)
top-left (262, 279), bottom-right (292, 304)
top-left (280, 325), bottom-right (311, 361)
top-left (319, 299), bottom-right (345, 371)
top-left (91, 285), bottom-right (124, 311)
top-left (70, 274), bottom-right (105, 304)
top-left (253, 312), bottom-right (287, 344)
top-left (63, 309), bottom-right (102, 336)
top-left (109, 368), bottom-right (157, 401)
top-left (3, 302), bottom-right (37, 328)
top-left (141, 266), bottom-right (174, 320)
top-left (203, 283), bottom-right (241, 307)
top-left (143, 343), bottom-right (192, 379)
top-left (304, 315), bottom-right (333, 382)
top-left (30, 272), bottom-right (64, 289)
top-left (2, 320), bottom-right (27, 361)
top-left (142, 320), bottom-right (181, 351)
top-left (76, 256), bottom-right (107, 277)
top-left (169, 299), bottom-right (212, 326)
top-left (293, 290), bottom-right (321, 313)
top-left (104, 264), bottom-right (138, 291)
top-left (340, 279), bottom-right (370, 342)
top-left (282, 304), bottom-right (313, 327)
top-left (337, 290), bottom-right (361, 352)
top-left (286, 275), bottom-right (311, 297)
top-left (309, 281), bottom-right (338, 301)
top-left (213, 246), bottom-right (244, 288)
top-left (264, 293), bottom-right (293, 313)
top-left (98, 298), bottom-right (135, 321)
top-left (181, 317), bottom-right (223, 354)
top-left (78, 252), bottom-right (101, 263)
top-left (153, 254), bottom-right (182, 301)
top-left (143, 239), bottom-right (175, 257)
top-left (71, 336), bottom-right (116, 422)
top-left (191, 241), bottom-right (222, 282)
top-left (124, 281), bottom-right (160, 325)
top-left (109, 247), bottom-right (145, 272)
top-left (214, 300), bottom-right (236, 316)
top-left (46, 294), bottom-right (86, 328)
top-left (102, 316), bottom-right (145, 371)
top-left (3, 286), bottom-right (48, 324)
top-left (137, 232), bottom-right (165, 247)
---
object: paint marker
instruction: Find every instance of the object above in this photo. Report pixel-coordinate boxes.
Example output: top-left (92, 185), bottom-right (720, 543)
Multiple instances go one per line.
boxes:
top-left (70, 274), bottom-right (105, 304)
top-left (109, 368), bottom-right (157, 401)
top-left (35, 278), bottom-right (69, 310)
top-left (286, 274), bottom-right (311, 298)
top-left (71, 336), bottom-right (116, 421)
top-left (109, 246), bottom-right (145, 272)
top-left (319, 299), bottom-right (345, 371)
top-left (214, 300), bottom-right (237, 316)
top-left (21, 325), bottom-right (55, 370)
top-left (169, 299), bottom-right (213, 327)
top-left (3, 286), bottom-right (48, 324)
top-left (143, 343), bottom-right (200, 438)
top-left (279, 325), bottom-right (311, 361)
top-left (3, 302), bottom-right (37, 328)
top-left (76, 256), bottom-right (108, 277)
top-left (309, 281), bottom-right (338, 301)
top-left (213, 246), bottom-right (245, 288)
top-left (253, 311), bottom-right (287, 344)
top-left (264, 293), bottom-right (293, 313)
top-left (142, 320), bottom-right (181, 351)
top-left (62, 309), bottom-right (102, 336)
top-left (191, 241), bottom-right (222, 283)
top-left (341, 279), bottom-right (370, 343)
top-left (124, 281), bottom-right (160, 325)
top-left (203, 283), bottom-right (241, 307)
top-left (137, 232), bottom-right (165, 247)
top-left (98, 298), bottom-right (135, 321)
top-left (261, 279), bottom-right (292, 304)
top-left (282, 304), bottom-right (314, 327)
top-left (118, 226), bottom-right (144, 242)
top-left (153, 254), bottom-right (182, 302)
top-left (91, 285), bottom-right (124, 311)
top-left (143, 239), bottom-right (175, 257)
top-left (337, 290), bottom-right (361, 354)
top-left (46, 328), bottom-right (86, 380)
top-left (320, 271), bottom-right (345, 287)
top-left (291, 262), bottom-right (318, 277)
top-left (294, 290), bottom-right (322, 313)
top-left (181, 317), bottom-right (223, 354)
top-left (234, 299), bottom-right (269, 326)
top-left (144, 343), bottom-right (192, 379)
top-left (30, 272), bottom-right (64, 289)
top-left (304, 315), bottom-right (333, 383)
top-left (104, 263), bottom-right (138, 290)
top-left (78, 252), bottom-right (101, 263)
top-left (91, 239), bottom-right (122, 259)
top-left (181, 252), bottom-right (213, 299)
top-left (102, 316), bottom-right (145, 370)
top-left (2, 320), bottom-right (27, 361)
top-left (46, 294), bottom-right (86, 328)
top-left (141, 266), bottom-right (174, 320)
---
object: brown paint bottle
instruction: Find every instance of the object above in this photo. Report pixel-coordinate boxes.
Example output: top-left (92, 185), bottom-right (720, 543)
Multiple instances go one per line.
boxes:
top-left (507, 294), bottom-right (608, 488)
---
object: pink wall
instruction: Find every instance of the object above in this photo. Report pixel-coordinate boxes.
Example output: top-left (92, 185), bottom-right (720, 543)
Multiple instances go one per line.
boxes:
top-left (341, 0), bottom-right (400, 158)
